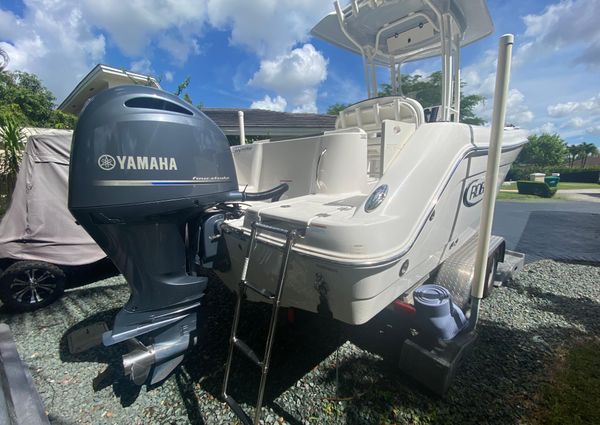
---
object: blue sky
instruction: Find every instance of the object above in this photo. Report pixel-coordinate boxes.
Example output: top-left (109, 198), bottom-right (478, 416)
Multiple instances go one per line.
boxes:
top-left (1, 0), bottom-right (599, 145)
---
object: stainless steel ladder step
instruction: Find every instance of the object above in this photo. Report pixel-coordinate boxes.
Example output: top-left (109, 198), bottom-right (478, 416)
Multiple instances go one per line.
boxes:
top-left (242, 280), bottom-right (275, 301)
top-left (233, 337), bottom-right (262, 367)
top-left (222, 221), bottom-right (297, 425)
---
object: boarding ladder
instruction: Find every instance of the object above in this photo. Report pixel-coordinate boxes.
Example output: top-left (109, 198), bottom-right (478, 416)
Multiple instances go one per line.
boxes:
top-left (222, 221), bottom-right (297, 425)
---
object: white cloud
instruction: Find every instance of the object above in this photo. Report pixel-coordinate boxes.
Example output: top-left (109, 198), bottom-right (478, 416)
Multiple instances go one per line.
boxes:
top-left (0, 0), bottom-right (105, 103)
top-left (205, 1), bottom-right (332, 112)
top-left (472, 87), bottom-right (534, 126)
top-left (463, 50), bottom-right (534, 127)
top-left (511, 41), bottom-right (533, 68)
top-left (567, 117), bottom-right (587, 128)
top-left (547, 102), bottom-right (579, 117)
top-left (0, 0), bottom-right (208, 103)
top-left (1, 0), bottom-right (333, 111)
top-left (292, 104), bottom-right (318, 113)
top-left (521, 0), bottom-right (600, 68)
top-left (81, 0), bottom-right (206, 62)
top-left (157, 33), bottom-right (201, 64)
top-left (532, 122), bottom-right (558, 134)
top-left (164, 71), bottom-right (174, 82)
top-left (406, 68), bottom-right (431, 79)
top-left (206, 0), bottom-right (331, 57)
top-left (586, 125), bottom-right (600, 135)
top-left (249, 44), bottom-right (327, 113)
top-left (547, 93), bottom-right (600, 117)
top-left (130, 58), bottom-right (154, 76)
top-left (250, 95), bottom-right (287, 112)
top-left (324, 71), bottom-right (364, 105)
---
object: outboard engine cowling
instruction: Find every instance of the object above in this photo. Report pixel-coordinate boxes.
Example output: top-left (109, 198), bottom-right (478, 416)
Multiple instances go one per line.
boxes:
top-left (68, 85), bottom-right (241, 385)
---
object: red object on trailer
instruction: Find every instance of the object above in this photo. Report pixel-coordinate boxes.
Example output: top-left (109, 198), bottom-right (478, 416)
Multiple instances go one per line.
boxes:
top-left (392, 300), bottom-right (416, 314)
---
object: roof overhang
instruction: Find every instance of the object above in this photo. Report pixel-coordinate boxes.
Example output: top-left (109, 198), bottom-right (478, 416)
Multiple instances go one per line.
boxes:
top-left (202, 109), bottom-right (336, 138)
top-left (58, 64), bottom-right (160, 115)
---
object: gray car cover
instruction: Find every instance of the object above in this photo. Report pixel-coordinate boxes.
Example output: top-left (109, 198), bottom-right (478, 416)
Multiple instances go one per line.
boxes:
top-left (0, 129), bottom-right (105, 266)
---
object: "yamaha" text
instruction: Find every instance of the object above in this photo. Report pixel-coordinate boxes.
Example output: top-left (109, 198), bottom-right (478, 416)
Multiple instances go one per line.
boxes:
top-left (116, 155), bottom-right (178, 171)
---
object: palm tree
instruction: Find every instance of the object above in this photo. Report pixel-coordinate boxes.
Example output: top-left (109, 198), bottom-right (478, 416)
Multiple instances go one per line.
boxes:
top-left (0, 115), bottom-right (23, 207)
top-left (567, 145), bottom-right (579, 167)
top-left (573, 144), bottom-right (586, 167)
top-left (581, 142), bottom-right (598, 168)
top-left (0, 47), bottom-right (8, 72)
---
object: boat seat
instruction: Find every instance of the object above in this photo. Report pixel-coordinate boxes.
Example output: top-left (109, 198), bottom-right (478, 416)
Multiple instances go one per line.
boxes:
top-left (232, 128), bottom-right (368, 200)
top-left (336, 96), bottom-right (424, 177)
top-left (335, 96), bottom-right (424, 132)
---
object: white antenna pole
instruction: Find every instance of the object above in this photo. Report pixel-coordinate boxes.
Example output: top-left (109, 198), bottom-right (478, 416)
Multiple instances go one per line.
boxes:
top-left (468, 34), bottom-right (514, 329)
top-left (238, 111), bottom-right (246, 145)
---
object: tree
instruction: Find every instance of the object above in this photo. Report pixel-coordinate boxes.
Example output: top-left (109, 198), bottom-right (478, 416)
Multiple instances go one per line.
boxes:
top-left (173, 76), bottom-right (203, 109)
top-left (580, 142), bottom-right (598, 168)
top-left (379, 71), bottom-right (485, 125)
top-left (326, 71), bottom-right (485, 124)
top-left (0, 47), bottom-right (8, 72)
top-left (174, 76), bottom-right (191, 97)
top-left (567, 144), bottom-right (580, 167)
top-left (0, 115), bottom-right (23, 206)
top-left (516, 133), bottom-right (568, 166)
top-left (0, 70), bottom-right (77, 128)
top-left (326, 103), bottom-right (350, 116)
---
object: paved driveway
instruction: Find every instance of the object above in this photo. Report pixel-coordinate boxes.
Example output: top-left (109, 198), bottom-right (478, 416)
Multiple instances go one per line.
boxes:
top-left (493, 200), bottom-right (600, 263)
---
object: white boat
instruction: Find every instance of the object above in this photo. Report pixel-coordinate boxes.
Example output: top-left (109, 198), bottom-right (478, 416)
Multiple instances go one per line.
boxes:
top-left (215, 0), bottom-right (528, 326)
top-left (66, 0), bottom-right (525, 413)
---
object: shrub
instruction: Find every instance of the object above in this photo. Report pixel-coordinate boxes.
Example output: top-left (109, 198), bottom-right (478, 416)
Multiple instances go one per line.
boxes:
top-left (0, 114), bottom-right (23, 205)
top-left (557, 170), bottom-right (600, 183)
top-left (507, 165), bottom-right (600, 182)
top-left (516, 181), bottom-right (557, 198)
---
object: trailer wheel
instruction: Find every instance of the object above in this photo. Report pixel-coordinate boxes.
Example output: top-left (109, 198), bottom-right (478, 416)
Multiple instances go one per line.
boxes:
top-left (0, 261), bottom-right (65, 312)
top-left (482, 254), bottom-right (499, 298)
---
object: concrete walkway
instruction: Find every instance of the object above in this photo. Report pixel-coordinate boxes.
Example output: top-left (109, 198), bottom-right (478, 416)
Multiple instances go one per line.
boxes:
top-left (557, 188), bottom-right (600, 203)
top-left (493, 200), bottom-right (600, 263)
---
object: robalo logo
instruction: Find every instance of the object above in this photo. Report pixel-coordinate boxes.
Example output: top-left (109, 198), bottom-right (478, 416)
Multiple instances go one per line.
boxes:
top-left (98, 154), bottom-right (116, 171)
top-left (463, 177), bottom-right (485, 207)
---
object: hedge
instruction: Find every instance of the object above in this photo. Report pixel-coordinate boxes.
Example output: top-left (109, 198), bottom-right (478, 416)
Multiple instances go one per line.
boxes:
top-left (516, 181), bottom-right (557, 198)
top-left (507, 165), bottom-right (600, 182)
top-left (557, 171), bottom-right (600, 183)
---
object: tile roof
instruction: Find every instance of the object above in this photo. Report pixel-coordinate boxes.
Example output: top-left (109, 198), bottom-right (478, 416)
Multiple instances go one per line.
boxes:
top-left (202, 108), bottom-right (336, 137)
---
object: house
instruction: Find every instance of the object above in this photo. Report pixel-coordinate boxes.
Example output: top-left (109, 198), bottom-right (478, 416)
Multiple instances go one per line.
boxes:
top-left (58, 64), bottom-right (336, 142)
top-left (58, 64), bottom-right (161, 115)
top-left (201, 108), bottom-right (336, 142)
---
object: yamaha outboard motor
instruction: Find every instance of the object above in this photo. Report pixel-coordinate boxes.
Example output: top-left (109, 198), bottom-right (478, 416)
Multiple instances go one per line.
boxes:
top-left (68, 86), bottom-right (286, 385)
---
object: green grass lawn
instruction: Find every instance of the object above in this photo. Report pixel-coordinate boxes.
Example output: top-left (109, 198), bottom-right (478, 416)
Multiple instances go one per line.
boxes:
top-left (529, 338), bottom-right (600, 425)
top-left (501, 181), bottom-right (600, 191)
top-left (496, 191), bottom-right (562, 201)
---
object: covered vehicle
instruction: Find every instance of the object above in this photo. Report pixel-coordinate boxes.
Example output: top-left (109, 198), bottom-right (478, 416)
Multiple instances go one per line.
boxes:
top-left (0, 129), bottom-right (106, 312)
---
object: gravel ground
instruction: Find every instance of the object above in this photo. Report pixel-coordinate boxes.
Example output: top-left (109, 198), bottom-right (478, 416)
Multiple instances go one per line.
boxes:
top-left (1, 259), bottom-right (599, 425)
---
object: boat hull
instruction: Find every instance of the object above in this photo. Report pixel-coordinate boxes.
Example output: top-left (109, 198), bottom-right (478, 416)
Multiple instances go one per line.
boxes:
top-left (217, 124), bottom-right (526, 324)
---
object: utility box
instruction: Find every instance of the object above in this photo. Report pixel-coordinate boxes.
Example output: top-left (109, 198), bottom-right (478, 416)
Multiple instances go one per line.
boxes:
top-left (544, 175), bottom-right (560, 188)
top-left (530, 173), bottom-right (545, 182)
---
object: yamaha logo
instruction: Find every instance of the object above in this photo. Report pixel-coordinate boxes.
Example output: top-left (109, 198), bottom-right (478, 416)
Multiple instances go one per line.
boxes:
top-left (98, 154), bottom-right (116, 171)
top-left (97, 155), bottom-right (178, 171)
top-left (463, 177), bottom-right (485, 207)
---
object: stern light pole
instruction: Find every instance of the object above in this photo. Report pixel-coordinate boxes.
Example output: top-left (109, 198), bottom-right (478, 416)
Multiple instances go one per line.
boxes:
top-left (468, 34), bottom-right (514, 330)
